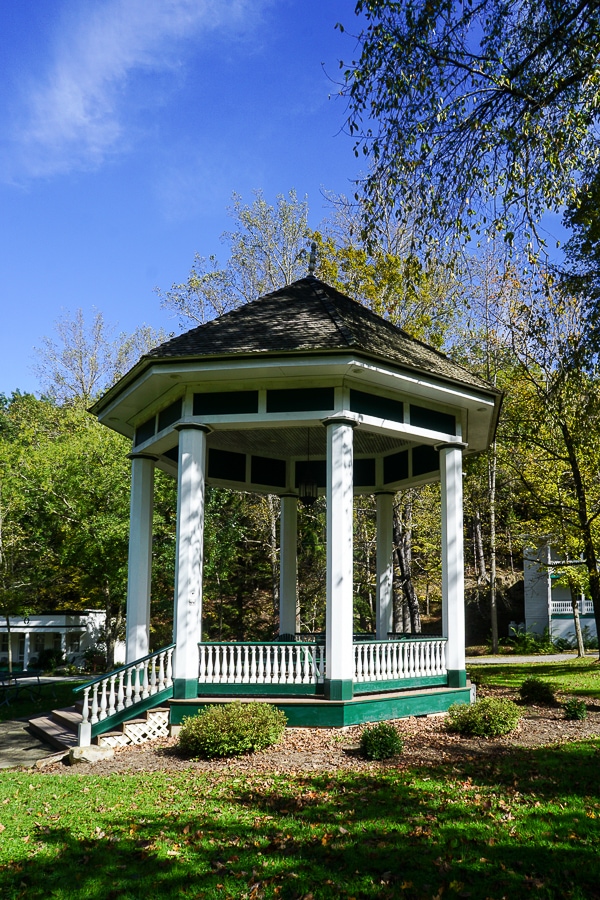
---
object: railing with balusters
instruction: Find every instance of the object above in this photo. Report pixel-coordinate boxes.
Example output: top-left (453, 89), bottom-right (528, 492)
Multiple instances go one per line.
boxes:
top-left (198, 641), bottom-right (325, 686)
top-left (551, 600), bottom-right (594, 615)
top-left (354, 637), bottom-right (447, 683)
top-left (74, 644), bottom-right (175, 744)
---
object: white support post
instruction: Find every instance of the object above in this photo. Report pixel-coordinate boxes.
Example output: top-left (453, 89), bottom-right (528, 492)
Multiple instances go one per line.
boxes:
top-left (125, 454), bottom-right (156, 664)
top-left (376, 492), bottom-right (395, 640)
top-left (173, 424), bottom-right (208, 698)
top-left (279, 495), bottom-right (298, 636)
top-left (23, 633), bottom-right (30, 671)
top-left (439, 442), bottom-right (468, 687)
top-left (324, 417), bottom-right (356, 700)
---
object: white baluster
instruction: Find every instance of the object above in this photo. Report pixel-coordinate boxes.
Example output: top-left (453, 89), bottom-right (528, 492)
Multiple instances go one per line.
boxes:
top-left (391, 642), bottom-right (399, 679)
top-left (99, 679), bottom-right (108, 721)
top-left (117, 672), bottom-right (125, 712)
top-left (108, 674), bottom-right (116, 717)
top-left (317, 645), bottom-right (325, 682)
top-left (124, 667), bottom-right (133, 706)
top-left (81, 687), bottom-right (90, 724)
top-left (90, 684), bottom-right (99, 725)
top-left (354, 644), bottom-right (360, 682)
top-left (257, 645), bottom-right (264, 683)
top-left (273, 646), bottom-right (282, 684)
top-left (142, 660), bottom-right (150, 698)
top-left (375, 643), bottom-right (381, 680)
top-left (235, 645), bottom-right (243, 683)
top-left (265, 644), bottom-right (272, 683)
top-left (132, 664), bottom-right (142, 704)
top-left (198, 645), bottom-right (205, 683)
top-left (149, 657), bottom-right (158, 695)
top-left (287, 645), bottom-right (294, 684)
top-left (293, 646), bottom-right (300, 683)
top-left (158, 652), bottom-right (166, 691)
top-left (302, 645), bottom-right (310, 684)
top-left (242, 646), bottom-right (250, 683)
top-left (249, 645), bottom-right (256, 683)
top-left (166, 647), bottom-right (173, 686)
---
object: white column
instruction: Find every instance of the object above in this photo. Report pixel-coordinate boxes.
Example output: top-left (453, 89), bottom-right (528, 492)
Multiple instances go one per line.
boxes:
top-left (376, 492), bottom-right (395, 640)
top-left (125, 454), bottom-right (156, 663)
top-left (439, 442), bottom-right (467, 685)
top-left (324, 417), bottom-right (356, 699)
top-left (173, 424), bottom-right (208, 695)
top-left (23, 632), bottom-right (30, 670)
top-left (279, 495), bottom-right (298, 636)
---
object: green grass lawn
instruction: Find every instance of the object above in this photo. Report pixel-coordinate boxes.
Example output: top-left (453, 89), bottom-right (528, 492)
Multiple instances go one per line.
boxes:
top-left (1, 664), bottom-right (599, 899)
top-left (468, 658), bottom-right (600, 700)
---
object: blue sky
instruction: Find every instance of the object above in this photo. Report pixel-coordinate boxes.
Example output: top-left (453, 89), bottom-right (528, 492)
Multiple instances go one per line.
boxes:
top-left (0, 0), bottom-right (363, 396)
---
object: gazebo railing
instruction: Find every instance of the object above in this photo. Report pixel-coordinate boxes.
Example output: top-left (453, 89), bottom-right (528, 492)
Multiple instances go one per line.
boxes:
top-left (354, 637), bottom-right (447, 683)
top-left (74, 644), bottom-right (175, 745)
top-left (198, 641), bottom-right (325, 686)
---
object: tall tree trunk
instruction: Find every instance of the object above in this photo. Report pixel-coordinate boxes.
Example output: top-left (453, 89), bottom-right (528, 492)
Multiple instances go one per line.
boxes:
top-left (265, 495), bottom-right (280, 619)
top-left (568, 577), bottom-right (586, 658)
top-left (473, 510), bottom-right (488, 584)
top-left (5, 615), bottom-right (12, 676)
top-left (104, 579), bottom-right (115, 670)
top-left (392, 504), bottom-right (421, 633)
top-left (488, 445), bottom-right (499, 653)
top-left (560, 420), bottom-right (600, 660)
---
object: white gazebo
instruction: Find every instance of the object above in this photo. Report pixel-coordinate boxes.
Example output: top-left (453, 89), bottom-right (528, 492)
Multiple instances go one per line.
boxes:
top-left (77, 275), bottom-right (500, 741)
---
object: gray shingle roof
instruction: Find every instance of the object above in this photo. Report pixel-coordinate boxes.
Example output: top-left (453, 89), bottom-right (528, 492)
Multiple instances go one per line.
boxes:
top-left (144, 277), bottom-right (495, 393)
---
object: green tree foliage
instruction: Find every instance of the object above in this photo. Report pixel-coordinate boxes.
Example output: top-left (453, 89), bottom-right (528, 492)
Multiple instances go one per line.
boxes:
top-left (340, 0), bottom-right (600, 252)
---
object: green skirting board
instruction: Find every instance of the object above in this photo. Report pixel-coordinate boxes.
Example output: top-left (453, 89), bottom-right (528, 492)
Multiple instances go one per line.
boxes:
top-left (169, 684), bottom-right (472, 728)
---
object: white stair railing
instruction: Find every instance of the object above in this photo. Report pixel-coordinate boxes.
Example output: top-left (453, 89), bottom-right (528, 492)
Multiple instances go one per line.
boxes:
top-left (199, 641), bottom-right (325, 686)
top-left (354, 638), bottom-right (447, 683)
top-left (76, 644), bottom-right (175, 746)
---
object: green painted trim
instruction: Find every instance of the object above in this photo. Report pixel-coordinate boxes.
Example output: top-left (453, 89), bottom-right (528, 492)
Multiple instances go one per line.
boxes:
top-left (173, 678), bottom-right (200, 699)
top-left (169, 686), bottom-right (472, 728)
top-left (551, 614), bottom-right (595, 620)
top-left (90, 687), bottom-right (173, 739)
top-left (196, 682), bottom-right (323, 697)
top-left (354, 675), bottom-right (447, 694)
top-left (447, 669), bottom-right (467, 687)
top-left (324, 679), bottom-right (353, 700)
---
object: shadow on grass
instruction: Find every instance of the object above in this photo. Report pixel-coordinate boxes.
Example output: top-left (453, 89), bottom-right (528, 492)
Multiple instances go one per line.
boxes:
top-left (2, 742), bottom-right (600, 900)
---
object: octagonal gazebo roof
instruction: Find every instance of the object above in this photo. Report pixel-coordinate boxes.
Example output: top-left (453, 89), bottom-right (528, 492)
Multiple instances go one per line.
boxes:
top-left (92, 276), bottom-right (502, 496)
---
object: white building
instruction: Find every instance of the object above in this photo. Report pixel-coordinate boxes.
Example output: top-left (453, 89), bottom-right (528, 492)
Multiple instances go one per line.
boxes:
top-left (0, 610), bottom-right (125, 670)
top-left (523, 545), bottom-right (596, 643)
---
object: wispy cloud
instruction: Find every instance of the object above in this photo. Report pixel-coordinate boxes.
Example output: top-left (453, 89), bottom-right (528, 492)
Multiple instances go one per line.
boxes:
top-left (5, 0), bottom-right (264, 181)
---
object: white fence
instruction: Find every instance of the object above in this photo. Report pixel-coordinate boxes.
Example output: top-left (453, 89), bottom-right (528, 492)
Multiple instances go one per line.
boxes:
top-left (551, 600), bottom-right (595, 616)
top-left (198, 642), bottom-right (325, 686)
top-left (77, 645), bottom-right (174, 742)
top-left (198, 638), bottom-right (447, 687)
top-left (354, 638), bottom-right (447, 683)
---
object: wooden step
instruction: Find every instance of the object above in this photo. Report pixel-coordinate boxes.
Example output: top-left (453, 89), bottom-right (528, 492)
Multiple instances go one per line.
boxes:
top-left (28, 715), bottom-right (79, 752)
top-left (51, 706), bottom-right (83, 729)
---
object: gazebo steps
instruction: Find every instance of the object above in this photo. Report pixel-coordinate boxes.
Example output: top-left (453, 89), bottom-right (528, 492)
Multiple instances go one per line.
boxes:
top-left (169, 683), bottom-right (473, 729)
top-left (29, 711), bottom-right (80, 752)
top-left (28, 705), bottom-right (171, 751)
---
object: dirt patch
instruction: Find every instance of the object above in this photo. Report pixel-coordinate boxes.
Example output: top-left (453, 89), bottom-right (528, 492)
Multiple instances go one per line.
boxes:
top-left (35, 688), bottom-right (600, 776)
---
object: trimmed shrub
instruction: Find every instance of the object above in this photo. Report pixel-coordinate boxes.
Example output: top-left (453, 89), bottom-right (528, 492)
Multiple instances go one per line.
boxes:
top-left (360, 721), bottom-right (404, 760)
top-left (519, 677), bottom-right (556, 705)
top-left (446, 698), bottom-right (521, 737)
top-left (177, 701), bottom-right (287, 759)
top-left (563, 698), bottom-right (588, 721)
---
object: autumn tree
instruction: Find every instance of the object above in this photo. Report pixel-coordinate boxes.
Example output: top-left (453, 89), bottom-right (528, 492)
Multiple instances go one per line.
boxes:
top-left (339, 0), bottom-right (600, 255)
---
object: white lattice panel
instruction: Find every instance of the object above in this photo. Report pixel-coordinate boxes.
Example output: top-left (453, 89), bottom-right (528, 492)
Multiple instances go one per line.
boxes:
top-left (97, 732), bottom-right (130, 748)
top-left (123, 710), bottom-right (169, 745)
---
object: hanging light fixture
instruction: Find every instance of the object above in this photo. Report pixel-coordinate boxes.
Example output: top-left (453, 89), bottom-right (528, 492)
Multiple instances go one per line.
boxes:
top-left (298, 428), bottom-right (319, 507)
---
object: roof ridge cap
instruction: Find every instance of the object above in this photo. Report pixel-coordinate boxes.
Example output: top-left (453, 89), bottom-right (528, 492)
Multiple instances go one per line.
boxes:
top-left (310, 281), bottom-right (356, 347)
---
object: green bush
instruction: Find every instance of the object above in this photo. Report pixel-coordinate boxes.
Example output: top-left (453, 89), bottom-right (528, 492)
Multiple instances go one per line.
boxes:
top-left (360, 721), bottom-right (404, 760)
top-left (563, 697), bottom-right (588, 721)
top-left (177, 701), bottom-right (287, 759)
top-left (446, 698), bottom-right (521, 737)
top-left (519, 677), bottom-right (556, 705)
